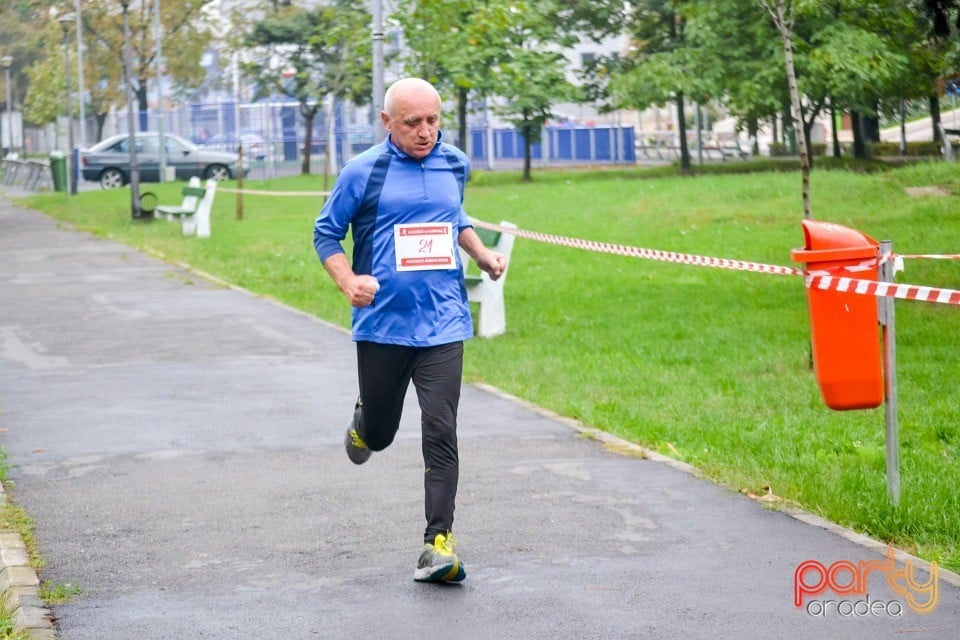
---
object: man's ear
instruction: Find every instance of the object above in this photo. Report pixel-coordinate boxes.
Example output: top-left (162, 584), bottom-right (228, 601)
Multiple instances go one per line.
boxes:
top-left (380, 111), bottom-right (391, 131)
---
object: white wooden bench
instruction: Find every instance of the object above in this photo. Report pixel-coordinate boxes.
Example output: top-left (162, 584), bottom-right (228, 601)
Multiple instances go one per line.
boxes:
top-left (460, 221), bottom-right (517, 338)
top-left (718, 134), bottom-right (755, 160)
top-left (155, 176), bottom-right (217, 237)
top-left (938, 123), bottom-right (959, 161)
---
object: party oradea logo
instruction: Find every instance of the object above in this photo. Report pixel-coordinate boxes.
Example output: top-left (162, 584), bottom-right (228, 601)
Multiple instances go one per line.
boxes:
top-left (794, 547), bottom-right (939, 617)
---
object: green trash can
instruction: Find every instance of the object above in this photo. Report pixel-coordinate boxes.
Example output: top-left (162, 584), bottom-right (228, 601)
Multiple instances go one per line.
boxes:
top-left (49, 151), bottom-right (68, 192)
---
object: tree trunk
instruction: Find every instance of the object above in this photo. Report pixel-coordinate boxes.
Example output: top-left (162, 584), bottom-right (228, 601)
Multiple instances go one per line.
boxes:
top-left (457, 86), bottom-right (468, 154)
top-left (301, 102), bottom-right (320, 175)
top-left (930, 95), bottom-right (942, 143)
top-left (851, 111), bottom-right (868, 159)
top-left (863, 111), bottom-right (880, 143)
top-left (783, 106), bottom-right (795, 153)
top-left (675, 91), bottom-right (690, 172)
top-left (96, 114), bottom-right (107, 143)
top-left (136, 83), bottom-right (149, 131)
top-left (522, 121), bottom-right (532, 182)
top-left (764, 0), bottom-right (812, 218)
top-left (302, 114), bottom-right (314, 175)
top-left (803, 118), bottom-right (815, 170)
top-left (898, 98), bottom-right (907, 156)
top-left (830, 103), bottom-right (841, 158)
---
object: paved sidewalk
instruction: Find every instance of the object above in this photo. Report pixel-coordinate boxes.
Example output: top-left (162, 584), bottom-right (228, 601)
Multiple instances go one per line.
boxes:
top-left (0, 195), bottom-right (957, 639)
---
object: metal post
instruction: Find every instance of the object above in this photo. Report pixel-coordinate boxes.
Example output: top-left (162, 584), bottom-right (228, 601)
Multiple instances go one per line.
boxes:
top-left (338, 99), bottom-right (350, 168)
top-left (484, 98), bottom-right (494, 171)
top-left (74, 0), bottom-right (85, 147)
top-left (154, 0), bottom-right (166, 182)
top-left (326, 93), bottom-right (337, 178)
top-left (372, 0), bottom-right (385, 143)
top-left (898, 99), bottom-right (906, 158)
top-left (233, 51), bottom-right (241, 150)
top-left (61, 20), bottom-right (77, 195)
top-left (878, 240), bottom-right (900, 506)
top-left (1, 56), bottom-right (11, 156)
top-left (121, 1), bottom-right (142, 219)
top-left (236, 144), bottom-right (243, 221)
top-left (696, 102), bottom-right (703, 165)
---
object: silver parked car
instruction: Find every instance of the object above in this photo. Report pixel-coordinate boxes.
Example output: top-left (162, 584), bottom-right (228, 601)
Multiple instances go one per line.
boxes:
top-left (81, 132), bottom-right (245, 190)
top-left (199, 130), bottom-right (269, 161)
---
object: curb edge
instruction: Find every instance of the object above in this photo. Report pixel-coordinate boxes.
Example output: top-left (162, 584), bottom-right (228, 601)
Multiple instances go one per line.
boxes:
top-left (0, 486), bottom-right (57, 639)
top-left (469, 381), bottom-right (960, 590)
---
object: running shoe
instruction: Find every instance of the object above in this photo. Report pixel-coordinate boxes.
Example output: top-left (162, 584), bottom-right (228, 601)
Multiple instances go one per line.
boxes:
top-left (344, 401), bottom-right (370, 465)
top-left (413, 532), bottom-right (466, 583)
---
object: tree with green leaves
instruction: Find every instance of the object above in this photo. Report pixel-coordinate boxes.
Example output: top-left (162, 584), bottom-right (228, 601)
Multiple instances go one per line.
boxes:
top-left (19, 4), bottom-right (123, 144)
top-left (485, 2), bottom-right (577, 181)
top-left (79, 0), bottom-right (213, 132)
top-left (769, 2), bottom-right (926, 165)
top-left (490, 0), bottom-right (626, 180)
top-left (759, 0), bottom-right (812, 217)
top-left (681, 1), bottom-right (785, 155)
top-left (396, 0), bottom-right (624, 177)
top-left (81, 23), bottom-right (126, 142)
top-left (918, 0), bottom-right (960, 142)
top-left (22, 22), bottom-right (68, 138)
top-left (1, 0), bottom-right (55, 139)
top-left (480, 0), bottom-right (629, 181)
top-left (393, 0), bottom-right (483, 153)
top-left (611, 0), bottom-right (701, 173)
top-left (806, 3), bottom-right (919, 159)
top-left (244, 0), bottom-right (371, 175)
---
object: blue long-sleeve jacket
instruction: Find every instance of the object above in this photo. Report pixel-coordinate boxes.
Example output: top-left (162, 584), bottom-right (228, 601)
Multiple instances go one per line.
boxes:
top-left (313, 133), bottom-right (474, 347)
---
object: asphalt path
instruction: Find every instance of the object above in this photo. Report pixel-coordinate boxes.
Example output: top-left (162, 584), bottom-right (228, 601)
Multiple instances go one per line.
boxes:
top-left (0, 195), bottom-right (957, 639)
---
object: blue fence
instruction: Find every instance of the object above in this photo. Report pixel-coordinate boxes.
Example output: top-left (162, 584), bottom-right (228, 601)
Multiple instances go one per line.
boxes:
top-left (40, 98), bottom-right (639, 180)
top-left (469, 125), bottom-right (635, 167)
top-left (180, 101), bottom-right (636, 169)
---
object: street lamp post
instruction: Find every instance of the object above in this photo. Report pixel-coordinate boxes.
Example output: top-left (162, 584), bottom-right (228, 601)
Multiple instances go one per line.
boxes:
top-left (74, 0), bottom-right (86, 148)
top-left (120, 0), bottom-right (142, 219)
top-left (59, 16), bottom-right (77, 195)
top-left (372, 0), bottom-right (385, 143)
top-left (1, 55), bottom-right (11, 157)
top-left (154, 0), bottom-right (166, 182)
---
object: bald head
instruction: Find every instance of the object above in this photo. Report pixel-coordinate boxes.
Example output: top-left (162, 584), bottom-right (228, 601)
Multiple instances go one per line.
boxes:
top-left (383, 78), bottom-right (441, 117)
top-left (381, 78), bottom-right (442, 160)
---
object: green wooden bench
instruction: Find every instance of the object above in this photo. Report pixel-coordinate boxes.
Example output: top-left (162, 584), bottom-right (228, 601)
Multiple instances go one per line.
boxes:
top-left (155, 177), bottom-right (218, 238)
top-left (155, 177), bottom-right (206, 219)
top-left (460, 221), bottom-right (517, 338)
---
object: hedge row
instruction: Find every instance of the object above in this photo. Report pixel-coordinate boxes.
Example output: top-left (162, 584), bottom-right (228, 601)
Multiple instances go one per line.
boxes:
top-left (768, 140), bottom-right (944, 158)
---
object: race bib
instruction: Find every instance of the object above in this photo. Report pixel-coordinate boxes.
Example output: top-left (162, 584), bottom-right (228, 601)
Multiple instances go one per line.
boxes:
top-left (393, 223), bottom-right (457, 271)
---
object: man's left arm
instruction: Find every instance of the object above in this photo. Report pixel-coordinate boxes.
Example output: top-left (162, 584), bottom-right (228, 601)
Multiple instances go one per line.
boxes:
top-left (459, 226), bottom-right (507, 281)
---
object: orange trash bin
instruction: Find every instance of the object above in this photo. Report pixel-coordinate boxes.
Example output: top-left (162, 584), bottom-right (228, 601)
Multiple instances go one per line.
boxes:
top-left (791, 220), bottom-right (884, 410)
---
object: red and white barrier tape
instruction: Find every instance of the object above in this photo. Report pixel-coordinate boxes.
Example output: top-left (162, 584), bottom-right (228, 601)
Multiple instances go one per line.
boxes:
top-left (470, 218), bottom-right (803, 277)
top-left (807, 275), bottom-right (960, 305)
top-left (471, 218), bottom-right (960, 306)
top-left (218, 187), bottom-right (330, 197)
top-left (898, 253), bottom-right (960, 260)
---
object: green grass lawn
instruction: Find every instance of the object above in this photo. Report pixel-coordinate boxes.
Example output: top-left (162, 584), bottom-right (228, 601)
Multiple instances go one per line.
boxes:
top-left (15, 161), bottom-right (960, 572)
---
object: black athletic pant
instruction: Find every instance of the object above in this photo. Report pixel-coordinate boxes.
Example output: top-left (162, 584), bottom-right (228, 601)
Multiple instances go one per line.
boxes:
top-left (355, 340), bottom-right (463, 544)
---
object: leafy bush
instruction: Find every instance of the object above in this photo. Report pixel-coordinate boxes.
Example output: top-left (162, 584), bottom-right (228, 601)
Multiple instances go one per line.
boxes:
top-left (868, 140), bottom-right (942, 157)
top-left (768, 142), bottom-right (791, 157)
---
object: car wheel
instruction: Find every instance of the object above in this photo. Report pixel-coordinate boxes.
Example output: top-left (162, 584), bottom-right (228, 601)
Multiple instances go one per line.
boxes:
top-left (204, 164), bottom-right (231, 181)
top-left (99, 168), bottom-right (125, 190)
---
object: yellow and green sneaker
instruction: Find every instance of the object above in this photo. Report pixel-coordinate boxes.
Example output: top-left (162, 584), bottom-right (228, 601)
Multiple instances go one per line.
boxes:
top-left (343, 401), bottom-right (370, 465)
top-left (413, 532), bottom-right (466, 583)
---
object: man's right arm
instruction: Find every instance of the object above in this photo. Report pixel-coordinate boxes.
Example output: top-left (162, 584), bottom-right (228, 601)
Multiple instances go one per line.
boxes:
top-left (323, 253), bottom-right (379, 308)
top-left (313, 162), bottom-right (380, 307)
